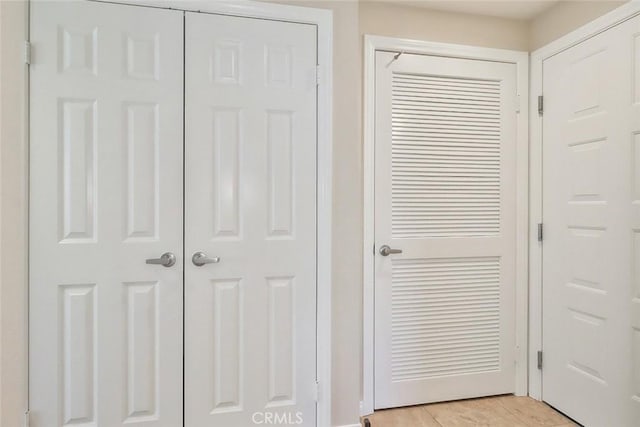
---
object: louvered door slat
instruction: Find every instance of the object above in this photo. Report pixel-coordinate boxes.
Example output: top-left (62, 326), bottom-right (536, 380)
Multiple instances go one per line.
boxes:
top-left (391, 72), bottom-right (502, 239)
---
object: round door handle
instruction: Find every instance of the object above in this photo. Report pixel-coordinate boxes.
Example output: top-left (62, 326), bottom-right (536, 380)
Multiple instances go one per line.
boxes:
top-left (192, 251), bottom-right (220, 267)
top-left (379, 245), bottom-right (403, 256)
top-left (145, 252), bottom-right (176, 267)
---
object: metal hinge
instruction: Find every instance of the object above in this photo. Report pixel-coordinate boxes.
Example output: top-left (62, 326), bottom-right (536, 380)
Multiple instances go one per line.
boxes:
top-left (315, 65), bottom-right (322, 86)
top-left (516, 94), bottom-right (521, 113)
top-left (537, 95), bottom-right (544, 116)
top-left (537, 223), bottom-right (543, 242)
top-left (537, 351), bottom-right (543, 370)
top-left (24, 410), bottom-right (30, 427)
top-left (313, 381), bottom-right (320, 402)
top-left (24, 41), bottom-right (31, 65)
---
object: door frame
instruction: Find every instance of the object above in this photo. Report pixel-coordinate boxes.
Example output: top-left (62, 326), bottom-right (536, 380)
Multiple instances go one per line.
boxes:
top-left (528, 0), bottom-right (640, 402)
top-left (361, 35), bottom-right (529, 416)
top-left (25, 1), bottom-right (333, 426)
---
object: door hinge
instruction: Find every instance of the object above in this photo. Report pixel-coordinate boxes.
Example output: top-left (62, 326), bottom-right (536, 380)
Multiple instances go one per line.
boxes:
top-left (537, 95), bottom-right (544, 116)
top-left (537, 223), bottom-right (543, 242)
top-left (24, 410), bottom-right (30, 427)
top-left (315, 65), bottom-right (322, 86)
top-left (24, 41), bottom-right (31, 65)
top-left (537, 350), bottom-right (543, 370)
top-left (314, 381), bottom-right (321, 402)
top-left (516, 94), bottom-right (521, 113)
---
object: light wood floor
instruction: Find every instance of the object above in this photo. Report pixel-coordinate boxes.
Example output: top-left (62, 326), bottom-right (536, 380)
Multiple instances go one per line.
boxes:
top-left (363, 395), bottom-right (578, 427)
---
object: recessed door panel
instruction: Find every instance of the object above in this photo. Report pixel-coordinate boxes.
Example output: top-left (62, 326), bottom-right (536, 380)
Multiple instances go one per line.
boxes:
top-left (124, 281), bottom-right (159, 420)
top-left (61, 284), bottom-right (97, 425)
top-left (125, 103), bottom-right (160, 240)
top-left (211, 108), bottom-right (242, 239)
top-left (59, 99), bottom-right (97, 242)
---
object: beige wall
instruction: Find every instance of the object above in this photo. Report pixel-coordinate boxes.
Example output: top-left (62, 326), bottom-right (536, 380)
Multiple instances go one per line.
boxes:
top-left (0, 1), bottom-right (29, 426)
top-left (317, 2), bottom-right (363, 425)
top-left (529, 0), bottom-right (628, 50)
top-left (359, 1), bottom-right (530, 51)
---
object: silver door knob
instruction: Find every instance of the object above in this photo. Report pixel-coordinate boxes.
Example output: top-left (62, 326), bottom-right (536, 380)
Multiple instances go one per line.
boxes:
top-left (192, 251), bottom-right (220, 267)
top-left (379, 245), bottom-right (402, 256)
top-left (145, 252), bottom-right (176, 267)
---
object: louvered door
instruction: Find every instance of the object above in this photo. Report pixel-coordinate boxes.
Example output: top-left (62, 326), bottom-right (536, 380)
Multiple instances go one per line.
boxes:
top-left (374, 51), bottom-right (517, 408)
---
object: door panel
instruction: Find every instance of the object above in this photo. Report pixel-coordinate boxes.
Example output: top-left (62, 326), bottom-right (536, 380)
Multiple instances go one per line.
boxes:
top-left (29, 2), bottom-right (184, 426)
top-left (374, 52), bottom-right (518, 408)
top-left (542, 14), bottom-right (640, 427)
top-left (184, 12), bottom-right (318, 427)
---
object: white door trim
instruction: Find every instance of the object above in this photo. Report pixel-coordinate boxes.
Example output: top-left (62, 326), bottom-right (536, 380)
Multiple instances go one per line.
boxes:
top-left (528, 0), bottom-right (640, 401)
top-left (29, 1), bottom-right (333, 426)
top-left (362, 35), bottom-right (529, 416)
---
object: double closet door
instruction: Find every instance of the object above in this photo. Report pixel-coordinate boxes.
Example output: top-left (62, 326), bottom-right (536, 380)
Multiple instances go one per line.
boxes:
top-left (29, 2), bottom-right (318, 426)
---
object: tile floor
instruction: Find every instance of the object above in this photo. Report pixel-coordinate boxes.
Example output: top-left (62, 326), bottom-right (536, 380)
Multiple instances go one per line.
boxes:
top-left (362, 395), bottom-right (578, 427)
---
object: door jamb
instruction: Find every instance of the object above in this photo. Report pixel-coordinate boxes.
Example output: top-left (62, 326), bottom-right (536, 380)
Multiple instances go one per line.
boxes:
top-left (528, 0), bottom-right (640, 401)
top-left (29, 1), bottom-right (334, 426)
top-left (362, 35), bottom-right (529, 416)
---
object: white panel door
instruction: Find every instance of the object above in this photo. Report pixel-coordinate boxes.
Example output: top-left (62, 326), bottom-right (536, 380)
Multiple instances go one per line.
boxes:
top-left (374, 51), bottom-right (518, 408)
top-left (29, 2), bottom-right (183, 426)
top-left (542, 14), bottom-right (640, 427)
top-left (184, 12), bottom-right (318, 427)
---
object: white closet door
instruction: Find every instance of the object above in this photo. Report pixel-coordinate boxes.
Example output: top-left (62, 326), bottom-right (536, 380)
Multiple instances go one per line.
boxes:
top-left (542, 14), bottom-right (639, 427)
top-left (29, 2), bottom-right (184, 426)
top-left (184, 13), bottom-right (318, 427)
top-left (374, 51), bottom-right (518, 408)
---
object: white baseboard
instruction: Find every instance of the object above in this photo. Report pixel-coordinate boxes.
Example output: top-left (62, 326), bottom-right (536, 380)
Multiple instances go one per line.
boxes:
top-left (334, 424), bottom-right (361, 427)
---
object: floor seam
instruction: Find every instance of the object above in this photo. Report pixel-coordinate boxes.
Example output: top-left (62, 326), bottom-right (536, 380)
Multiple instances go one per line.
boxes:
top-left (495, 396), bottom-right (540, 427)
top-left (422, 404), bottom-right (443, 427)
